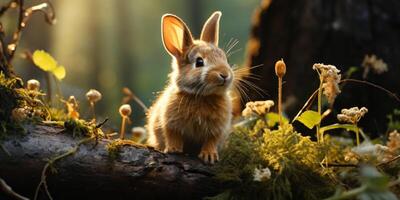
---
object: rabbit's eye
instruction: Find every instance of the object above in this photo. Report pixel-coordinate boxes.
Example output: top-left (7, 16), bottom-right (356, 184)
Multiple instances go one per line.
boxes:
top-left (195, 57), bottom-right (204, 67)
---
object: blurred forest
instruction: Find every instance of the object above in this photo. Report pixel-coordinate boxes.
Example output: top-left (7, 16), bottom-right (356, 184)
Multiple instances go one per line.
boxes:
top-left (0, 0), bottom-right (259, 127)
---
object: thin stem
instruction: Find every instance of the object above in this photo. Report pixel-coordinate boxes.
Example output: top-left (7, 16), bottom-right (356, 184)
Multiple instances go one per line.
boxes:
top-left (278, 77), bottom-right (282, 126)
top-left (90, 102), bottom-right (96, 121)
top-left (355, 125), bottom-right (360, 146)
top-left (120, 117), bottom-right (126, 139)
top-left (317, 76), bottom-right (323, 143)
top-left (45, 71), bottom-right (52, 103)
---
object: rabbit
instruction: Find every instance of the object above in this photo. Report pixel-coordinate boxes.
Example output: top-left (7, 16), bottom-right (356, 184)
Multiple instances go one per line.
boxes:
top-left (146, 11), bottom-right (234, 164)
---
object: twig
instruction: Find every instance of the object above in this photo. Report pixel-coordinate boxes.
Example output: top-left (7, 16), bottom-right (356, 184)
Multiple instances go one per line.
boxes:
top-left (7, 0), bottom-right (56, 62)
top-left (376, 155), bottom-right (400, 168)
top-left (122, 87), bottom-right (148, 113)
top-left (340, 79), bottom-right (400, 103)
top-left (0, 178), bottom-right (29, 200)
top-left (34, 137), bottom-right (94, 200)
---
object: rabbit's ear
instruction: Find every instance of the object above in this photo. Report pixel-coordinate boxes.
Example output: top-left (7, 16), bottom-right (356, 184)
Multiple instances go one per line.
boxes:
top-left (162, 14), bottom-right (193, 58)
top-left (200, 11), bottom-right (222, 46)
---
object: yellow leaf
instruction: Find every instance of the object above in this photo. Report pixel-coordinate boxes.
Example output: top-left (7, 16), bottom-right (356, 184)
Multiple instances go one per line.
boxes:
top-left (52, 66), bottom-right (66, 80)
top-left (296, 110), bottom-right (321, 129)
top-left (32, 50), bottom-right (58, 72)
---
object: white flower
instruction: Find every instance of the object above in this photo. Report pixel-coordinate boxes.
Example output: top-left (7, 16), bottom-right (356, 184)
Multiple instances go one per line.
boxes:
top-left (337, 107), bottom-right (368, 124)
top-left (253, 167), bottom-right (271, 182)
top-left (242, 100), bottom-right (274, 117)
top-left (362, 54), bottom-right (388, 78)
top-left (313, 63), bottom-right (341, 104)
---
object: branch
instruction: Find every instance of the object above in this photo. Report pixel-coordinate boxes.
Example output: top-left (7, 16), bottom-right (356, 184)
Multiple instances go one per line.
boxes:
top-left (0, 178), bottom-right (29, 200)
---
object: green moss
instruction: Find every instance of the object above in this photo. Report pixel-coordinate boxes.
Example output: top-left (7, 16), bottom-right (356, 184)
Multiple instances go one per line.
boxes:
top-left (105, 139), bottom-right (146, 159)
top-left (0, 72), bottom-right (24, 138)
top-left (210, 118), bottom-right (341, 200)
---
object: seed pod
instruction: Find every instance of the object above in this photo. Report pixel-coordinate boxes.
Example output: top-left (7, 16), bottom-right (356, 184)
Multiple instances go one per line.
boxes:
top-left (275, 59), bottom-right (286, 78)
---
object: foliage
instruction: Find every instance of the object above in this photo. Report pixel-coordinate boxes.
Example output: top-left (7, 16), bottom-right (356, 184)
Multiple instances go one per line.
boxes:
top-left (326, 166), bottom-right (397, 200)
top-left (211, 116), bottom-right (340, 200)
top-left (0, 72), bottom-right (49, 138)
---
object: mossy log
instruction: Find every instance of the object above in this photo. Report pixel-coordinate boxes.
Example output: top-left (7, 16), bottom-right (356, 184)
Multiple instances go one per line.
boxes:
top-left (0, 124), bottom-right (220, 200)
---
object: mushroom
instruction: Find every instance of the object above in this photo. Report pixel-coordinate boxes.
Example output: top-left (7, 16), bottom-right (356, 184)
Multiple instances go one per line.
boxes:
top-left (119, 104), bottom-right (132, 139)
top-left (131, 127), bottom-right (146, 143)
top-left (27, 79), bottom-right (40, 91)
top-left (86, 89), bottom-right (102, 121)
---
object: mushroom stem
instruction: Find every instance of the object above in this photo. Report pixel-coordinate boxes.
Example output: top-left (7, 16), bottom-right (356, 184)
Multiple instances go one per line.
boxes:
top-left (120, 117), bottom-right (126, 139)
top-left (90, 102), bottom-right (96, 121)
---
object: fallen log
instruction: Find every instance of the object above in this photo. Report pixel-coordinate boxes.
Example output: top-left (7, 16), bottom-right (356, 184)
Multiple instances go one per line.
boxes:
top-left (0, 124), bottom-right (220, 200)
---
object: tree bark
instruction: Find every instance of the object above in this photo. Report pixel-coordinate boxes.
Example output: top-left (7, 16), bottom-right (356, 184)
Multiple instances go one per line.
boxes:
top-left (245, 0), bottom-right (400, 136)
top-left (0, 124), bottom-right (220, 200)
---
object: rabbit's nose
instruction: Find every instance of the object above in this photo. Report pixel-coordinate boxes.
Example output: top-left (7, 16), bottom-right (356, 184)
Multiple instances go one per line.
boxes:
top-left (219, 73), bottom-right (228, 80)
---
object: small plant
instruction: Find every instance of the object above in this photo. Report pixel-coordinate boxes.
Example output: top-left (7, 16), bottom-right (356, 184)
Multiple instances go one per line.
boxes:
top-left (32, 50), bottom-right (66, 102)
top-left (274, 59), bottom-right (286, 126)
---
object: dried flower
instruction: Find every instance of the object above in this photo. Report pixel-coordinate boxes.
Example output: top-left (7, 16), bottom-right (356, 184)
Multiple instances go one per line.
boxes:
top-left (275, 59), bottom-right (286, 78)
top-left (253, 167), bottom-right (271, 182)
top-left (86, 89), bottom-right (102, 103)
top-left (313, 63), bottom-right (341, 104)
top-left (27, 79), bottom-right (40, 91)
top-left (119, 104), bottom-right (132, 117)
top-left (362, 54), bottom-right (388, 79)
top-left (66, 96), bottom-right (80, 119)
top-left (337, 107), bottom-right (368, 124)
top-left (242, 100), bottom-right (274, 117)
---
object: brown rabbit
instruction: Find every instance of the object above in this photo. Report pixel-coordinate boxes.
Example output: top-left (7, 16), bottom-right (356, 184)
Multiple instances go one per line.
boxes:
top-left (146, 11), bottom-right (233, 164)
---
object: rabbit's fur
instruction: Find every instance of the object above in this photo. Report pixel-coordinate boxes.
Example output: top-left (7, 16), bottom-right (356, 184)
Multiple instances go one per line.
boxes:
top-left (146, 11), bottom-right (233, 164)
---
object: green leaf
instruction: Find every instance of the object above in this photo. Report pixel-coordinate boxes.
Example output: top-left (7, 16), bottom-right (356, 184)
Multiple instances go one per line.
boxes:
top-left (296, 110), bottom-right (321, 129)
top-left (52, 65), bottom-right (66, 80)
top-left (266, 112), bottom-right (288, 127)
top-left (32, 50), bottom-right (66, 80)
top-left (32, 50), bottom-right (58, 71)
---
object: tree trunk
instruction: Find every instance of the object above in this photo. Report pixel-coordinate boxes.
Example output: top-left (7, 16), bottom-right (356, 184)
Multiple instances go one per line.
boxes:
top-left (0, 124), bottom-right (220, 200)
top-left (245, 0), bottom-right (400, 136)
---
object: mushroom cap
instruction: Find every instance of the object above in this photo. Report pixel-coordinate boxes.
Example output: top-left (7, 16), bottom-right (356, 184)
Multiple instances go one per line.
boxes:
top-left (27, 79), bottom-right (40, 91)
top-left (86, 89), bottom-right (102, 102)
top-left (119, 104), bottom-right (132, 116)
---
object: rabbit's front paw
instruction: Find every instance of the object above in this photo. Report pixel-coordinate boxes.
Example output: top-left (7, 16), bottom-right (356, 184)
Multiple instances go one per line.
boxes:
top-left (164, 145), bottom-right (183, 153)
top-left (198, 149), bottom-right (219, 164)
